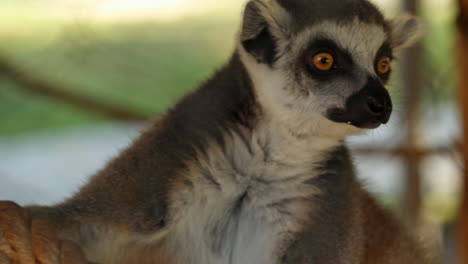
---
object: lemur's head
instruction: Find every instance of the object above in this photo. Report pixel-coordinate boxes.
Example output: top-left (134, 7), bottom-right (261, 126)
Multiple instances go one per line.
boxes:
top-left (238, 0), bottom-right (424, 138)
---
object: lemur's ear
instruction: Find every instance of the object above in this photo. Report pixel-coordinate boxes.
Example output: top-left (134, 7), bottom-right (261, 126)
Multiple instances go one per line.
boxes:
top-left (389, 14), bottom-right (425, 51)
top-left (240, 0), bottom-right (291, 64)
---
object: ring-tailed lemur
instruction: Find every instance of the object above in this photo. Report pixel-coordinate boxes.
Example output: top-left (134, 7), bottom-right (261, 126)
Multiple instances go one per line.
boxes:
top-left (0, 0), bottom-right (437, 263)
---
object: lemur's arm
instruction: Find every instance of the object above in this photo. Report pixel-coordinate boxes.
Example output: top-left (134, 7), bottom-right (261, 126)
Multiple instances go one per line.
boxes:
top-left (0, 202), bottom-right (172, 264)
top-left (0, 201), bottom-right (89, 264)
top-left (0, 126), bottom-right (176, 264)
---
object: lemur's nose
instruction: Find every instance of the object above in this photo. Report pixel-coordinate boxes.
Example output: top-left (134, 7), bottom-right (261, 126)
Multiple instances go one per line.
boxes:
top-left (363, 80), bottom-right (392, 125)
top-left (326, 77), bottom-right (393, 129)
top-left (362, 83), bottom-right (392, 127)
top-left (365, 95), bottom-right (385, 115)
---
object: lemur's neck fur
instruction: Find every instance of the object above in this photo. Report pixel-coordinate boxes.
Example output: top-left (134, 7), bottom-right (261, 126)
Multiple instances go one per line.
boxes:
top-left (155, 51), bottom-right (343, 191)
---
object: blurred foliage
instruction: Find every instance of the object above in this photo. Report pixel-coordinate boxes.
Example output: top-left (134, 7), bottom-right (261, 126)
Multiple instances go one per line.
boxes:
top-left (420, 3), bottom-right (458, 104)
top-left (0, 0), bottom-right (458, 137)
top-left (0, 17), bottom-right (238, 136)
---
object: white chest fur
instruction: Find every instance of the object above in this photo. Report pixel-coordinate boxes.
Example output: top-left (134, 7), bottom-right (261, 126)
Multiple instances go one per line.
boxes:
top-left (166, 120), bottom-right (339, 264)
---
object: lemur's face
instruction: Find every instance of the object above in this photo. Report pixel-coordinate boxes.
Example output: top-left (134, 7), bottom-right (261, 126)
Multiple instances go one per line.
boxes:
top-left (282, 20), bottom-right (393, 130)
top-left (239, 0), bottom-right (424, 138)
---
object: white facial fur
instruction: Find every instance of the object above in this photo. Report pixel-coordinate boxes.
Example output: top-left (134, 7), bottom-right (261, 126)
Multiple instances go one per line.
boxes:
top-left (239, 19), bottom-right (389, 139)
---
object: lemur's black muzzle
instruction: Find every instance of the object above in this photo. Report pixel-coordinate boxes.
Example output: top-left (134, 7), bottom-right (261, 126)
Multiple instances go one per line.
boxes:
top-left (327, 77), bottom-right (392, 129)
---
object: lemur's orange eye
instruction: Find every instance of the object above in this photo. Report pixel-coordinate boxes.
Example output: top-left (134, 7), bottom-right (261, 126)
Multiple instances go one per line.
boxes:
top-left (313, 52), bottom-right (335, 71)
top-left (377, 56), bottom-right (392, 74)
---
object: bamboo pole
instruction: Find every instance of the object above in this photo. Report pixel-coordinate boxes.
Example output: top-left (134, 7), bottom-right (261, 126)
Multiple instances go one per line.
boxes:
top-left (401, 0), bottom-right (423, 225)
top-left (457, 0), bottom-right (468, 262)
top-left (0, 58), bottom-right (149, 122)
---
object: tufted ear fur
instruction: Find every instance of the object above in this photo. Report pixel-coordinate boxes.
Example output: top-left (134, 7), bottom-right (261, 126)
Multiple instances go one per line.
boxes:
top-left (240, 0), bottom-right (291, 65)
top-left (389, 14), bottom-right (425, 51)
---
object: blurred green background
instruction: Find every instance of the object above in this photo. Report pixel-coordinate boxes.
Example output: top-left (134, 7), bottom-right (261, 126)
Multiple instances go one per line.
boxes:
top-left (0, 0), bottom-right (241, 136)
top-left (0, 0), bottom-right (457, 137)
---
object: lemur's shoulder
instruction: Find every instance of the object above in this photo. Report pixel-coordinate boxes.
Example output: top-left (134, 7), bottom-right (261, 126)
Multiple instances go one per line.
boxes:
top-left (55, 54), bottom-right (258, 231)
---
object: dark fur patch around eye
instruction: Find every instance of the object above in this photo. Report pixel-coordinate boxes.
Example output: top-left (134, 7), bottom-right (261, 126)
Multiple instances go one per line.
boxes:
top-left (242, 27), bottom-right (277, 66)
top-left (374, 42), bottom-right (393, 82)
top-left (303, 38), bottom-right (353, 80)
